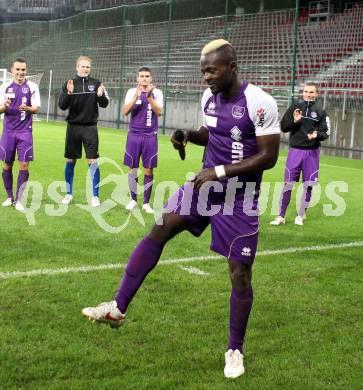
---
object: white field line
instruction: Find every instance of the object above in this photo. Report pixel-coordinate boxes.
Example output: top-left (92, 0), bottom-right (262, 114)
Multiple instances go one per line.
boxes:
top-left (178, 266), bottom-right (211, 276)
top-left (320, 163), bottom-right (362, 171)
top-left (1, 241), bottom-right (362, 281)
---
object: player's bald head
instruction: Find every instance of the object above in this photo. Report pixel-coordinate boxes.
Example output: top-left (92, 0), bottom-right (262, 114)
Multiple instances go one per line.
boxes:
top-left (201, 39), bottom-right (237, 65)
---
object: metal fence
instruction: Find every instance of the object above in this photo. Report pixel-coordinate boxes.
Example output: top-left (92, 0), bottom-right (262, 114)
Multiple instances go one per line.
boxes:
top-left (0, 0), bottom-right (362, 155)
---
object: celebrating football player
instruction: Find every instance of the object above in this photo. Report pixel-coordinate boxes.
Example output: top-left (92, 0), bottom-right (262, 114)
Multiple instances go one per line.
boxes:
top-left (122, 67), bottom-right (163, 214)
top-left (0, 58), bottom-right (40, 211)
top-left (82, 40), bottom-right (281, 379)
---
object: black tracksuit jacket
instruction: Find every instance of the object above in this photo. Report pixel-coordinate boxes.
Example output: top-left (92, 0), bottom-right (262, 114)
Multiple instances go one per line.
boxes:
top-left (281, 100), bottom-right (330, 149)
top-left (58, 75), bottom-right (109, 125)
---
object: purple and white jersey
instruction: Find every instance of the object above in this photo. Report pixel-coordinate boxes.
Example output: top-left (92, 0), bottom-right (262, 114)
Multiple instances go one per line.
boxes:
top-left (202, 81), bottom-right (280, 193)
top-left (125, 87), bottom-right (163, 134)
top-left (0, 80), bottom-right (40, 133)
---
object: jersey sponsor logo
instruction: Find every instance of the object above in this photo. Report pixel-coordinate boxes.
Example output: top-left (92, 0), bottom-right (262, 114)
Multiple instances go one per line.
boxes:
top-left (206, 101), bottom-right (216, 114)
top-left (232, 105), bottom-right (245, 119)
top-left (88, 85), bottom-right (95, 92)
top-left (310, 111), bottom-right (317, 118)
top-left (230, 126), bottom-right (242, 142)
top-left (146, 104), bottom-right (152, 127)
top-left (256, 108), bottom-right (265, 127)
top-left (241, 247), bottom-right (251, 257)
top-left (20, 97), bottom-right (27, 121)
top-left (22, 87), bottom-right (29, 94)
top-left (7, 88), bottom-right (13, 93)
top-left (231, 141), bottom-right (244, 163)
top-left (6, 93), bottom-right (15, 99)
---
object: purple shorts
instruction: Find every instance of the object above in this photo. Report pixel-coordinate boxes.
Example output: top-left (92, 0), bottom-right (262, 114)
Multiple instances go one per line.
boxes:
top-left (164, 181), bottom-right (259, 263)
top-left (0, 131), bottom-right (34, 163)
top-left (123, 132), bottom-right (158, 169)
top-left (284, 147), bottom-right (320, 184)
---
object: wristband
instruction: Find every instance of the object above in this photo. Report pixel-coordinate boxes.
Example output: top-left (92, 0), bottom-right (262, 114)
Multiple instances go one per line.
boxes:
top-left (214, 165), bottom-right (226, 178)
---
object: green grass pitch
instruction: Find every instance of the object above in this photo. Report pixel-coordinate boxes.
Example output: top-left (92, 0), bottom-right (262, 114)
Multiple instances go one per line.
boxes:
top-left (0, 121), bottom-right (362, 389)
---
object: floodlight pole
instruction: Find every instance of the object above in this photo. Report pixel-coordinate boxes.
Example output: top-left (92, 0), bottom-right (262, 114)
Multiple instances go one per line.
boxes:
top-left (224, 0), bottom-right (229, 39)
top-left (116, 6), bottom-right (126, 129)
top-left (162, 0), bottom-right (173, 135)
top-left (291, 0), bottom-right (300, 104)
top-left (46, 70), bottom-right (53, 122)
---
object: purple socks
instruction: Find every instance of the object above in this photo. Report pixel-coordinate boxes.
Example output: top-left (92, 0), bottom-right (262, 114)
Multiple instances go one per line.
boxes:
top-left (2, 169), bottom-right (13, 200)
top-left (115, 236), bottom-right (164, 313)
top-left (143, 174), bottom-right (153, 204)
top-left (128, 171), bottom-right (138, 201)
top-left (228, 287), bottom-right (253, 353)
top-left (298, 185), bottom-right (312, 217)
top-left (16, 170), bottom-right (29, 202)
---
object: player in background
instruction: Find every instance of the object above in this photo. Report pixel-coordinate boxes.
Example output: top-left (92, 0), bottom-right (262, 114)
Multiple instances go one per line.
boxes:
top-left (0, 58), bottom-right (40, 211)
top-left (270, 82), bottom-right (330, 226)
top-left (122, 67), bottom-right (163, 214)
top-left (82, 40), bottom-right (280, 379)
top-left (58, 56), bottom-right (109, 207)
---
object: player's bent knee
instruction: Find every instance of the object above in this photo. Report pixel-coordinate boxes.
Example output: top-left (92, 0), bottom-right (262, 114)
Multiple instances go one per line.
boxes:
top-left (149, 213), bottom-right (187, 243)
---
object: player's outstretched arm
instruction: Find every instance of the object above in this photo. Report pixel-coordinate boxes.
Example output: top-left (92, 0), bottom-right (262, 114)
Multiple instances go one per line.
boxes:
top-left (171, 127), bottom-right (208, 161)
top-left (185, 126), bottom-right (209, 146)
top-left (171, 126), bottom-right (208, 148)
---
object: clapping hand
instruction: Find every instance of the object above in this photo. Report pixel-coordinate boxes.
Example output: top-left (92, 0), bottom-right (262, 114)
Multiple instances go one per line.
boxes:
top-left (66, 79), bottom-right (74, 95)
top-left (19, 104), bottom-right (28, 112)
top-left (307, 131), bottom-right (318, 140)
top-left (97, 83), bottom-right (105, 97)
top-left (135, 83), bottom-right (144, 98)
top-left (293, 108), bottom-right (302, 123)
top-left (3, 97), bottom-right (11, 109)
top-left (146, 83), bottom-right (154, 97)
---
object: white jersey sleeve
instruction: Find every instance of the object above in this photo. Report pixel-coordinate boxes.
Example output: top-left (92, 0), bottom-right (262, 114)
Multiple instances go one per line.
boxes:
top-left (0, 84), bottom-right (5, 104)
top-left (201, 88), bottom-right (213, 128)
top-left (124, 88), bottom-right (137, 105)
top-left (153, 88), bottom-right (164, 107)
top-left (28, 80), bottom-right (41, 107)
top-left (245, 84), bottom-right (280, 136)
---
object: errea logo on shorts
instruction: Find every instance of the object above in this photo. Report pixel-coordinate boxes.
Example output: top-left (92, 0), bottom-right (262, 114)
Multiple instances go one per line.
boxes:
top-left (241, 247), bottom-right (251, 256)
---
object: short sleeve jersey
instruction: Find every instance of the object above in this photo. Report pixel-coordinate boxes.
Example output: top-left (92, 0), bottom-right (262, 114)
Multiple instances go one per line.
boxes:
top-left (124, 87), bottom-right (163, 134)
top-left (202, 81), bottom-right (280, 189)
top-left (0, 80), bottom-right (40, 133)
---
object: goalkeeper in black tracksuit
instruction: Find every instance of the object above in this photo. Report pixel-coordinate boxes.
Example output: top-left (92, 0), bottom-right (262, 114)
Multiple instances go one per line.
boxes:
top-left (58, 55), bottom-right (109, 207)
top-left (270, 82), bottom-right (330, 226)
